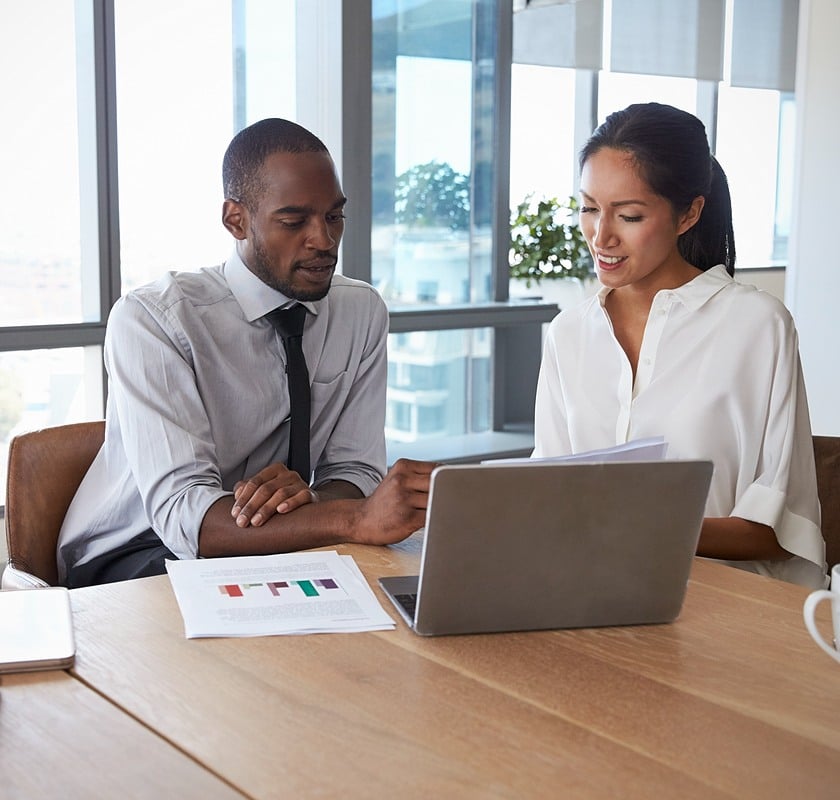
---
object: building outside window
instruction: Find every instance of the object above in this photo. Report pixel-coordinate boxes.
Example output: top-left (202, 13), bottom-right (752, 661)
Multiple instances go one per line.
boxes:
top-left (371, 0), bottom-right (501, 445)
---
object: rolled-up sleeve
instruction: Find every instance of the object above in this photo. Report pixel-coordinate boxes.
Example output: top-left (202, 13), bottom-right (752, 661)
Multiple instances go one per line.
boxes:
top-left (106, 294), bottom-right (229, 558)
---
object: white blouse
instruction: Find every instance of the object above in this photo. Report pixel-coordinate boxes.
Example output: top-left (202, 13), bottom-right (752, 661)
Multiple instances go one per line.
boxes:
top-left (534, 265), bottom-right (827, 588)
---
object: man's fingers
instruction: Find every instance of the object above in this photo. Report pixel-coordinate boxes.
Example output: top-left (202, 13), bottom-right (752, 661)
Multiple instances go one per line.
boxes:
top-left (276, 489), bottom-right (317, 514)
top-left (236, 484), bottom-right (314, 527)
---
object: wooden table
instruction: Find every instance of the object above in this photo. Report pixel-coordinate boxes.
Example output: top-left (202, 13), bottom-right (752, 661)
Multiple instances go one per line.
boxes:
top-left (0, 670), bottom-right (244, 799)
top-left (56, 537), bottom-right (840, 799)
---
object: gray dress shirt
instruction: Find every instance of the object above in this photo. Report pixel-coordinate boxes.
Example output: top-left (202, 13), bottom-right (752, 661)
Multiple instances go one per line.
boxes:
top-left (56, 251), bottom-right (388, 581)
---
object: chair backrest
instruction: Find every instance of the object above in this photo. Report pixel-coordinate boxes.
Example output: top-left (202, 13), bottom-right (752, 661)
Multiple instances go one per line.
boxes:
top-left (813, 435), bottom-right (840, 570)
top-left (4, 421), bottom-right (105, 586)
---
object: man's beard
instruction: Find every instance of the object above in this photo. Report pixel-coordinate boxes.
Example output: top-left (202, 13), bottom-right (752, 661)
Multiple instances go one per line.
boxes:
top-left (249, 238), bottom-right (334, 301)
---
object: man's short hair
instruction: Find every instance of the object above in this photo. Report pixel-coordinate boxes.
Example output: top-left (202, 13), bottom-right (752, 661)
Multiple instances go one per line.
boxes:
top-left (222, 118), bottom-right (328, 210)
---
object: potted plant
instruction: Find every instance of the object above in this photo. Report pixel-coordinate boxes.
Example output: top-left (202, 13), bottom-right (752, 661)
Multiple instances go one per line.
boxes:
top-left (509, 194), bottom-right (594, 306)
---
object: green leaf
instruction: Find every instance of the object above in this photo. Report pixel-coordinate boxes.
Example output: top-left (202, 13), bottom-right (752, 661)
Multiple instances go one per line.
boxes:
top-left (509, 194), bottom-right (593, 283)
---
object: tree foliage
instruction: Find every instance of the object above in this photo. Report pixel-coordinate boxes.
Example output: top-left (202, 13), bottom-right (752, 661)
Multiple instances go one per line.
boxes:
top-left (509, 195), bottom-right (593, 286)
top-left (394, 161), bottom-right (470, 231)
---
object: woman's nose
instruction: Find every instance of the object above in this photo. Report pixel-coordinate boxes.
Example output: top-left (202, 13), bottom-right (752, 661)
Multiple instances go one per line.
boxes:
top-left (592, 217), bottom-right (616, 249)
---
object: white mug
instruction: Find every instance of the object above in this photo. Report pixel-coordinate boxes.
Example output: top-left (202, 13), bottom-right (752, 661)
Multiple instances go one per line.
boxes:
top-left (803, 564), bottom-right (840, 663)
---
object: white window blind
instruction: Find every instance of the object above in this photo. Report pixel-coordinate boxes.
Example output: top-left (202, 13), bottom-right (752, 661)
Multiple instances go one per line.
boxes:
top-left (609, 0), bottom-right (726, 81)
top-left (512, 0), bottom-right (603, 69)
top-left (731, 0), bottom-right (798, 92)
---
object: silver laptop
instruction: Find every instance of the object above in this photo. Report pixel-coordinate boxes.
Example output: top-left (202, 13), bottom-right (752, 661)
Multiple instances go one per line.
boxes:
top-left (379, 459), bottom-right (713, 636)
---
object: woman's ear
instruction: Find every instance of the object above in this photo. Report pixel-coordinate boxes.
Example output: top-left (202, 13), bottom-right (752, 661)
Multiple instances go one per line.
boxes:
top-left (222, 199), bottom-right (249, 240)
top-left (677, 196), bottom-right (705, 235)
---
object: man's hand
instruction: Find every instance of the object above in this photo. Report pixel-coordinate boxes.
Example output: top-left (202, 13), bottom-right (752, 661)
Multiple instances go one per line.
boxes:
top-left (351, 458), bottom-right (437, 545)
top-left (231, 463), bottom-right (314, 527)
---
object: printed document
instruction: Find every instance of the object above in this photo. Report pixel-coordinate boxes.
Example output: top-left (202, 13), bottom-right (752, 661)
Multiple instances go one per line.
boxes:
top-left (166, 551), bottom-right (396, 638)
top-left (486, 436), bottom-right (668, 465)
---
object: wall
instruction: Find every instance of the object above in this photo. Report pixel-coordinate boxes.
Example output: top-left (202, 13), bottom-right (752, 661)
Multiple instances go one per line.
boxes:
top-left (788, 0), bottom-right (840, 435)
top-left (737, 268), bottom-right (786, 303)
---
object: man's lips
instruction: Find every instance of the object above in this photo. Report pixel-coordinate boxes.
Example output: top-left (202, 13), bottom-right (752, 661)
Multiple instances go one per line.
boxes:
top-left (296, 260), bottom-right (336, 274)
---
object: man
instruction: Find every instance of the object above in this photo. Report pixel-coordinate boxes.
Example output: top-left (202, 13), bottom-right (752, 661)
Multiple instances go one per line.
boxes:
top-left (57, 118), bottom-right (435, 587)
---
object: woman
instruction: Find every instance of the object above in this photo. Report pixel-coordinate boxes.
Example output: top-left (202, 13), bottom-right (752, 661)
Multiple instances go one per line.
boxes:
top-left (533, 102), bottom-right (827, 588)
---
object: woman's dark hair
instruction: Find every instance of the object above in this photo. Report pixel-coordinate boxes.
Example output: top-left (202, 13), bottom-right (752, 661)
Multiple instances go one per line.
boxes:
top-left (579, 103), bottom-right (735, 275)
top-left (222, 118), bottom-right (328, 210)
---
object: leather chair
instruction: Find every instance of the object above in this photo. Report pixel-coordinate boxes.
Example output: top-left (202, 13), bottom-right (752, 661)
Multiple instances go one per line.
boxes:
top-left (813, 435), bottom-right (840, 570)
top-left (3, 421), bottom-right (105, 589)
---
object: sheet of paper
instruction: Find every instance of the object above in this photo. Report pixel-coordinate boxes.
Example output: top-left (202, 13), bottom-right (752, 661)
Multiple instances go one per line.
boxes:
top-left (485, 436), bottom-right (668, 465)
top-left (166, 551), bottom-right (396, 638)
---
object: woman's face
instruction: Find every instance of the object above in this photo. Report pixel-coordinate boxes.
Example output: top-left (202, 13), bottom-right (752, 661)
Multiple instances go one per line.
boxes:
top-left (578, 147), bottom-right (702, 293)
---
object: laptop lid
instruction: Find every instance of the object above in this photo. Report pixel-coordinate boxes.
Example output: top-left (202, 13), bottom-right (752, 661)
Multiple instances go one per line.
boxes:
top-left (380, 459), bottom-right (712, 636)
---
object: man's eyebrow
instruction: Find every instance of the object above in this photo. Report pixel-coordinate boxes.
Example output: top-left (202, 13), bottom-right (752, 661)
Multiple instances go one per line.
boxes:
top-left (272, 197), bottom-right (348, 215)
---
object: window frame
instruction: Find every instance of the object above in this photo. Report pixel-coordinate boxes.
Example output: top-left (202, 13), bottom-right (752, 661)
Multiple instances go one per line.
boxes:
top-left (1, 0), bottom-right (795, 500)
top-left (0, 0), bottom-right (550, 495)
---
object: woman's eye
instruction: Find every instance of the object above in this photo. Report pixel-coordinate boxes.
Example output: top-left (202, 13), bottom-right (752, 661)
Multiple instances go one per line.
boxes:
top-left (579, 206), bottom-right (597, 214)
top-left (621, 215), bottom-right (643, 223)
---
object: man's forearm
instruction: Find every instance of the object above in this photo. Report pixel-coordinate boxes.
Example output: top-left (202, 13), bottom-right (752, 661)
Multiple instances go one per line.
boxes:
top-left (198, 495), bottom-right (362, 558)
top-left (311, 479), bottom-right (365, 502)
top-left (200, 459), bottom-right (435, 558)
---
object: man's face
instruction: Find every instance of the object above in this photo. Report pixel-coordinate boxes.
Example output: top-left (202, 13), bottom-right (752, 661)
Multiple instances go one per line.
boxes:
top-left (226, 150), bottom-right (346, 301)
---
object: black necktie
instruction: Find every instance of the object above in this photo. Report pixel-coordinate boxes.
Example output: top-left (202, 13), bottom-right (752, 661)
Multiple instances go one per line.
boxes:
top-left (266, 304), bottom-right (311, 481)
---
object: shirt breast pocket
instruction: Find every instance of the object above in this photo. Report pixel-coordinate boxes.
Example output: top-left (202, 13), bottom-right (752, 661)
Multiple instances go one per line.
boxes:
top-left (310, 369), bottom-right (352, 419)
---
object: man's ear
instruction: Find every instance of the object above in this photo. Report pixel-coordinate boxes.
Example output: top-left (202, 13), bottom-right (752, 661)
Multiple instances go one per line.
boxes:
top-left (222, 199), bottom-right (248, 240)
top-left (677, 195), bottom-right (705, 236)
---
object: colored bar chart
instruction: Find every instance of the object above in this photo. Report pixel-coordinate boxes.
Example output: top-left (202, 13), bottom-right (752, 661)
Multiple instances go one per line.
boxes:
top-left (218, 583), bottom-right (264, 597)
top-left (218, 579), bottom-right (341, 598)
top-left (295, 580), bottom-right (318, 597)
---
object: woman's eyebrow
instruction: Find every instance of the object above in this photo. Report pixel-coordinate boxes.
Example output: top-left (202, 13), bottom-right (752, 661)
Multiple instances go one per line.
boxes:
top-left (579, 190), bottom-right (648, 208)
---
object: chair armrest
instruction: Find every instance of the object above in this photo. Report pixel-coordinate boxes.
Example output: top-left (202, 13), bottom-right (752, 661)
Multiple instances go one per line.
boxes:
top-left (1, 564), bottom-right (51, 590)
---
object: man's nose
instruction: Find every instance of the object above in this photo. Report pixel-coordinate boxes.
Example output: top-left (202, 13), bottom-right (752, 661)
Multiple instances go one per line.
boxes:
top-left (306, 218), bottom-right (336, 250)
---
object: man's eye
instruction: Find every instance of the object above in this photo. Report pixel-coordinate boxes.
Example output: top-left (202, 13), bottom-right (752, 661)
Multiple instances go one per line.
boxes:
top-left (279, 218), bottom-right (306, 228)
top-left (327, 213), bottom-right (346, 223)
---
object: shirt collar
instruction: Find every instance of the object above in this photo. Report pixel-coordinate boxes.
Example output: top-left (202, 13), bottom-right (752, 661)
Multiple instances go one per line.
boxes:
top-left (223, 249), bottom-right (320, 322)
top-left (596, 264), bottom-right (732, 312)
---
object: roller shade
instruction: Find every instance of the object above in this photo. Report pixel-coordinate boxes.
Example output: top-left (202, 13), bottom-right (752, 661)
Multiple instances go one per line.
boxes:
top-left (609, 0), bottom-right (725, 80)
top-left (513, 0), bottom-right (603, 69)
top-left (731, 0), bottom-right (798, 91)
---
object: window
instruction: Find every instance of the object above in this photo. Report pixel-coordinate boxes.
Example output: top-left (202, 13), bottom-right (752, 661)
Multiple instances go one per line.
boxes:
top-left (0, 0), bottom-right (301, 506)
top-left (0, 2), bottom-right (106, 503)
top-left (716, 87), bottom-right (793, 267)
top-left (371, 0), bottom-right (546, 457)
top-left (510, 0), bottom-right (798, 273)
top-left (1, 3), bottom-right (88, 327)
top-left (385, 328), bottom-right (491, 442)
top-left (509, 65), bottom-right (576, 213)
top-left (14, 1), bottom-right (799, 505)
top-left (114, 0), bottom-right (296, 291)
top-left (1, 0), bottom-right (545, 509)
